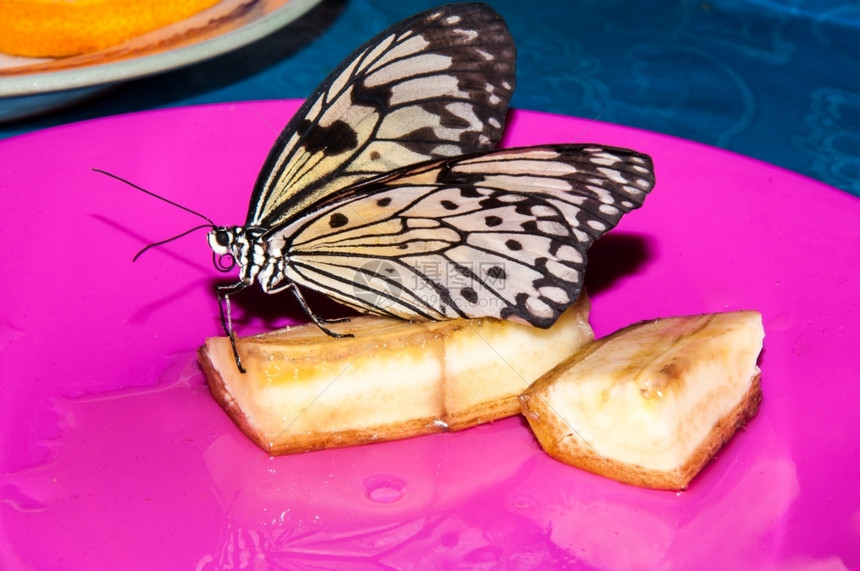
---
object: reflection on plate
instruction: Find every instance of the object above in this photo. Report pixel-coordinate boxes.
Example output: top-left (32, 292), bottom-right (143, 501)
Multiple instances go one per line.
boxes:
top-left (0, 0), bottom-right (320, 121)
top-left (1, 101), bottom-right (858, 568)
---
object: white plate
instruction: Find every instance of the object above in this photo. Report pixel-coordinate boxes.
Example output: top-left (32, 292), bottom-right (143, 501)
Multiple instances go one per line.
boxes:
top-left (0, 0), bottom-right (321, 121)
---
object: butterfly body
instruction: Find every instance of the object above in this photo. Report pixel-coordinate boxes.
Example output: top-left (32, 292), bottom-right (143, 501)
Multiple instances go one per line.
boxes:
top-left (202, 3), bottom-right (655, 369)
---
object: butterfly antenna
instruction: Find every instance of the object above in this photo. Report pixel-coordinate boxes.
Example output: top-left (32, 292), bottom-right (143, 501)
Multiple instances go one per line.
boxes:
top-left (132, 223), bottom-right (213, 262)
top-left (92, 168), bottom-right (217, 226)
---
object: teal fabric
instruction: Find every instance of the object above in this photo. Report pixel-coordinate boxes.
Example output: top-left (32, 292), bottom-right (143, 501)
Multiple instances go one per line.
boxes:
top-left (3, 0), bottom-right (860, 196)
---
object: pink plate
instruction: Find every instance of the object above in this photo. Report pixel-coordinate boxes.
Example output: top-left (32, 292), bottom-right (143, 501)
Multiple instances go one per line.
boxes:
top-left (1, 101), bottom-right (858, 569)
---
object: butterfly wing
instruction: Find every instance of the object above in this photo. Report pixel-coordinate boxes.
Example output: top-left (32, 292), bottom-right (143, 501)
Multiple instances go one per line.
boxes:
top-left (246, 3), bottom-right (516, 229)
top-left (266, 145), bottom-right (655, 327)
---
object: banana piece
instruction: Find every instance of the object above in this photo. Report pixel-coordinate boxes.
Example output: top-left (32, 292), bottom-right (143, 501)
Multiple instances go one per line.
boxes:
top-left (199, 294), bottom-right (593, 455)
top-left (519, 311), bottom-right (764, 490)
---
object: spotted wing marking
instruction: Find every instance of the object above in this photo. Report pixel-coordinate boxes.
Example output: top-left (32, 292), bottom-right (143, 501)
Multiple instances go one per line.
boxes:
top-left (246, 3), bottom-right (516, 229)
top-left (262, 145), bottom-right (655, 326)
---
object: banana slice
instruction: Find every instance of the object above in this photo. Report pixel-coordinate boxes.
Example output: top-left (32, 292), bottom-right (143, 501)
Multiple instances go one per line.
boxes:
top-left (519, 311), bottom-right (764, 490)
top-left (199, 294), bottom-right (593, 455)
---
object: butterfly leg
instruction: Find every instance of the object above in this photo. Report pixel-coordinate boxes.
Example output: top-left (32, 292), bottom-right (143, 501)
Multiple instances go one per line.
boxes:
top-left (319, 316), bottom-right (352, 324)
top-left (216, 281), bottom-right (248, 374)
top-left (286, 283), bottom-right (354, 339)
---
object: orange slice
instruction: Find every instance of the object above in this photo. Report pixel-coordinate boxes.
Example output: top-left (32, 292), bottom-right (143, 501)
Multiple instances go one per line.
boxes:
top-left (0, 0), bottom-right (221, 58)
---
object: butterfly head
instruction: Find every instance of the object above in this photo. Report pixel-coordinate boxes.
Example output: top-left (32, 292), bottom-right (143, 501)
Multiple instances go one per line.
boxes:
top-left (208, 225), bottom-right (247, 270)
top-left (207, 225), bottom-right (269, 282)
top-left (207, 226), bottom-right (240, 257)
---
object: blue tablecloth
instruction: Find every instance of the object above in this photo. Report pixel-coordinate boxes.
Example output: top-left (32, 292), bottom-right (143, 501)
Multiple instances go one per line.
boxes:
top-left (3, 0), bottom-right (860, 198)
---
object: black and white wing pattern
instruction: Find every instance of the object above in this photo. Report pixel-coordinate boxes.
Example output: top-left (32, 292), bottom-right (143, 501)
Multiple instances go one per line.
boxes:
top-left (260, 145), bottom-right (655, 327)
top-left (204, 2), bottom-right (657, 363)
top-left (246, 2), bottom-right (516, 229)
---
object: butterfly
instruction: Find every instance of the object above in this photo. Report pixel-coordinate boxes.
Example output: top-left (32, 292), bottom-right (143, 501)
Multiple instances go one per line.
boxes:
top-left (184, 3), bottom-right (654, 371)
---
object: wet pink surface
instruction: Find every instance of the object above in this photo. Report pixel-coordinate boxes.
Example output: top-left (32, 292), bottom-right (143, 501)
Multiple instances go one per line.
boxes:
top-left (1, 101), bottom-right (858, 569)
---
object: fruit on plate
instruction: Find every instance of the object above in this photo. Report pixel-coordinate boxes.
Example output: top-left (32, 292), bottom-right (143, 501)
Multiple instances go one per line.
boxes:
top-left (199, 294), bottom-right (593, 455)
top-left (0, 0), bottom-right (220, 57)
top-left (519, 311), bottom-right (764, 490)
